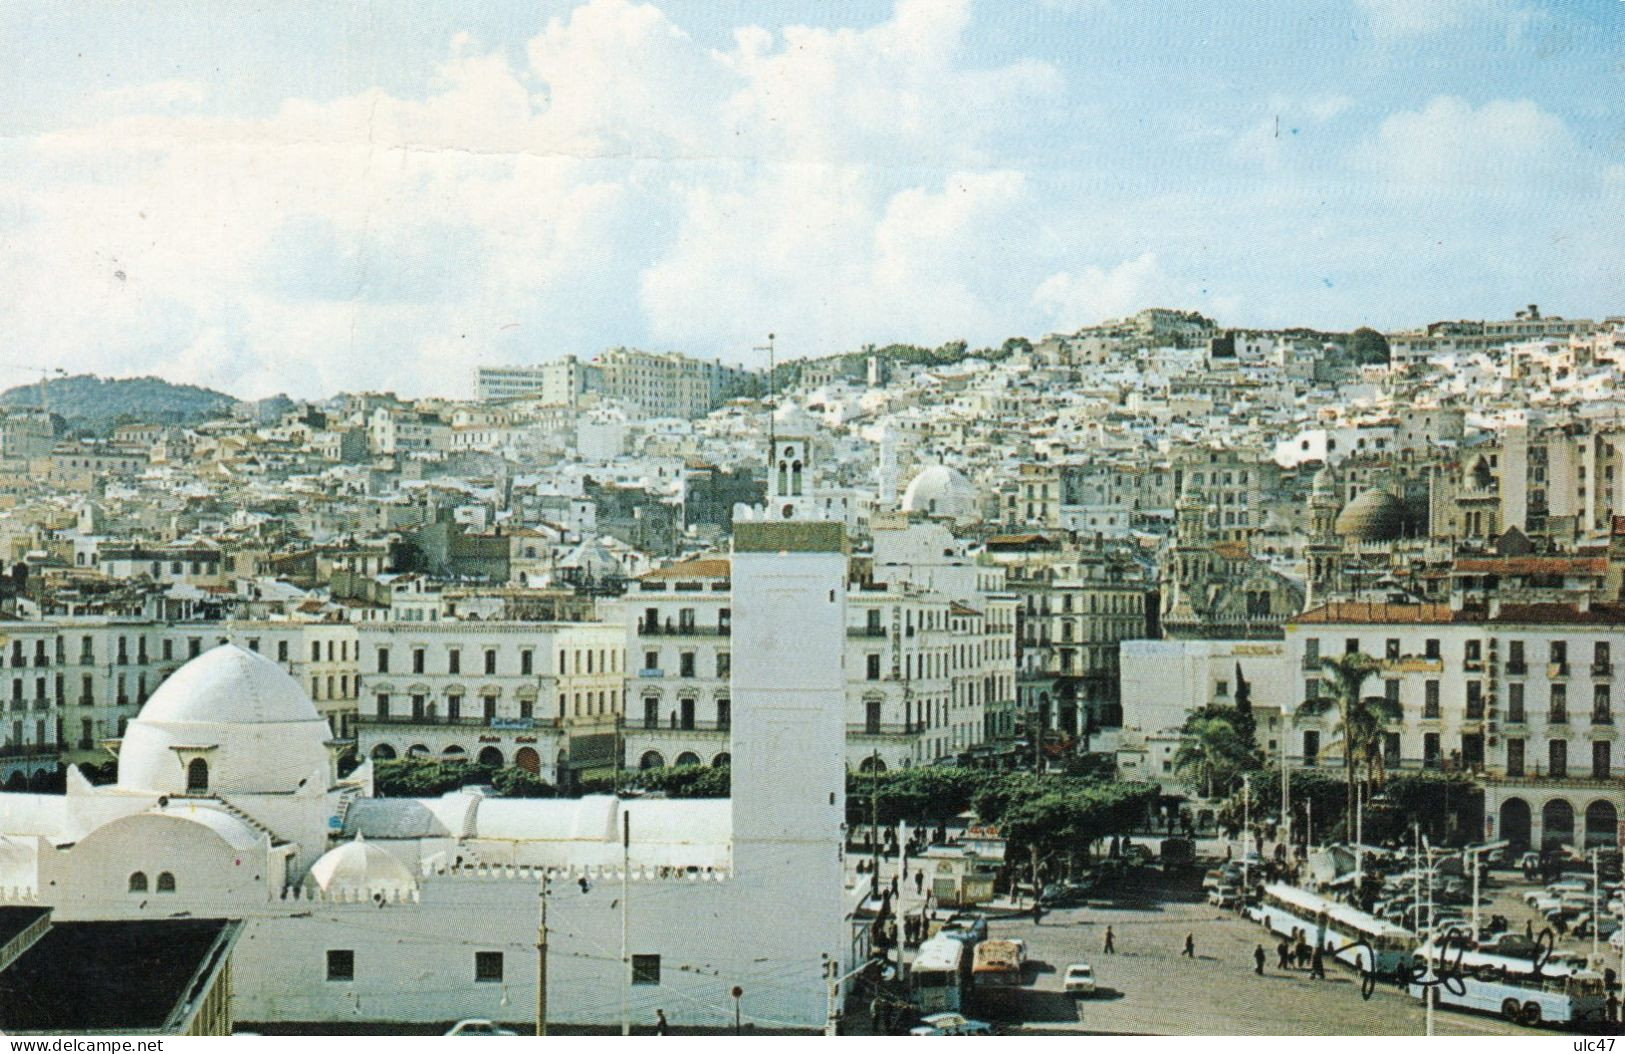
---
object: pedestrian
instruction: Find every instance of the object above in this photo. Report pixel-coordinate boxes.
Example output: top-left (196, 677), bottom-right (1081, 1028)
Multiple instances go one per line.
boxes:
top-left (1310, 947), bottom-right (1325, 980)
top-left (914, 871), bottom-right (924, 895)
top-left (1276, 940), bottom-right (1290, 970)
top-left (1103, 926), bottom-right (1116, 954)
top-left (1525, 918), bottom-right (1534, 941)
top-left (1296, 940), bottom-right (1311, 970)
top-left (656, 1009), bottom-right (670, 1036)
top-left (1608, 990), bottom-right (1620, 1025)
top-left (890, 875), bottom-right (899, 897)
top-left (1032, 901), bottom-right (1044, 926)
top-left (1183, 933), bottom-right (1195, 958)
top-left (1253, 944), bottom-right (1266, 975)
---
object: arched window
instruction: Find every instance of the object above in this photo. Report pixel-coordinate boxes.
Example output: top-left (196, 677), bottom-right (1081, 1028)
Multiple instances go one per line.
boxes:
top-left (186, 758), bottom-right (209, 794)
top-left (129, 871), bottom-right (148, 893)
top-left (156, 872), bottom-right (176, 893)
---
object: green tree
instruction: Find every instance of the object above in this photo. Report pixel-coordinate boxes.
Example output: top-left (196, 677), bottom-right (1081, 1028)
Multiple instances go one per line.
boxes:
top-left (1232, 663), bottom-right (1256, 745)
top-left (1348, 327), bottom-right (1390, 366)
top-left (1298, 652), bottom-right (1398, 837)
top-left (1172, 707), bottom-right (1254, 798)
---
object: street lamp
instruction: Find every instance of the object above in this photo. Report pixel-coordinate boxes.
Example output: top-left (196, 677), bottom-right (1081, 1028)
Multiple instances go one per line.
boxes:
top-left (1279, 706), bottom-right (1290, 848)
top-left (731, 985), bottom-right (744, 1035)
top-left (1464, 839), bottom-right (1507, 944)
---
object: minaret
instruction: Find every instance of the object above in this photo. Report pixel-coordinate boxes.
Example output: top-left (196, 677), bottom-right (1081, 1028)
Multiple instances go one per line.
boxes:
top-left (727, 517), bottom-right (847, 1024)
top-left (1305, 465), bottom-right (1341, 609)
top-left (876, 424), bottom-right (898, 508)
top-left (766, 402), bottom-right (818, 520)
top-left (1162, 479), bottom-right (1211, 623)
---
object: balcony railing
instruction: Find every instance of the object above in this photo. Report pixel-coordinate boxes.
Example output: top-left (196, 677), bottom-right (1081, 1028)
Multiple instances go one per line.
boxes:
top-left (0, 743), bottom-right (56, 759)
top-left (1549, 663), bottom-right (1571, 678)
top-left (1594, 662), bottom-right (1615, 678)
top-left (1506, 660), bottom-right (1528, 675)
top-left (847, 722), bottom-right (927, 737)
top-left (357, 713), bottom-right (562, 730)
top-left (636, 719), bottom-right (730, 734)
top-left (1593, 710), bottom-right (1615, 725)
top-left (848, 626), bottom-right (888, 638)
top-left (1549, 709), bottom-right (1569, 724)
top-left (637, 620), bottom-right (729, 637)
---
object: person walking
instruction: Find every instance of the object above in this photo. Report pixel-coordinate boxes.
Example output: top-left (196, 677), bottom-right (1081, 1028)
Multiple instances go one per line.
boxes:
top-left (1253, 944), bottom-right (1266, 975)
top-left (655, 1009), bottom-right (670, 1036)
top-left (1103, 926), bottom-right (1116, 954)
top-left (1276, 940), bottom-right (1290, 970)
top-left (1310, 946), bottom-right (1325, 980)
top-left (1183, 933), bottom-right (1195, 958)
top-left (914, 870), bottom-right (924, 895)
top-left (1607, 989), bottom-right (1619, 1025)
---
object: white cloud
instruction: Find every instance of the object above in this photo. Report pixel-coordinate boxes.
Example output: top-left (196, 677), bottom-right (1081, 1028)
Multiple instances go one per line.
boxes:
top-left (1032, 252), bottom-right (1163, 328)
top-left (1364, 94), bottom-right (1571, 190)
top-left (1, 0), bottom-right (1062, 397)
top-left (1355, 0), bottom-right (1514, 38)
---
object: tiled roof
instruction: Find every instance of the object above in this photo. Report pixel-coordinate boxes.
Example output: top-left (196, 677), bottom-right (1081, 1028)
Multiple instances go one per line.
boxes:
top-left (639, 557), bottom-right (730, 581)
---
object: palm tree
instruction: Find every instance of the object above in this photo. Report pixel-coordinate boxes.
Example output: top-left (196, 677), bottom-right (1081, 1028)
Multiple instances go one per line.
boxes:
top-left (1297, 652), bottom-right (1399, 837)
top-left (1173, 708), bottom-right (1253, 800)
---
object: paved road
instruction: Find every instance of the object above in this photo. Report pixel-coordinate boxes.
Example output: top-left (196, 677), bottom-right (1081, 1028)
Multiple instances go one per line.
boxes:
top-left (974, 870), bottom-right (1543, 1036)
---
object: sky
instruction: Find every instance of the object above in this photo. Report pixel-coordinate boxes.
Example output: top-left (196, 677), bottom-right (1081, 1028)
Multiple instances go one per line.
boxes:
top-left (3, 0), bottom-right (1623, 399)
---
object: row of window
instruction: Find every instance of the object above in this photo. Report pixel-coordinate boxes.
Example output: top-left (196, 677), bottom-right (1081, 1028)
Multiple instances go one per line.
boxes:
top-left (1298, 730), bottom-right (1614, 779)
top-left (128, 871), bottom-right (176, 893)
top-left (375, 646), bottom-right (615, 678)
top-left (1305, 676), bottom-right (1619, 723)
top-left (1306, 636), bottom-right (1614, 668)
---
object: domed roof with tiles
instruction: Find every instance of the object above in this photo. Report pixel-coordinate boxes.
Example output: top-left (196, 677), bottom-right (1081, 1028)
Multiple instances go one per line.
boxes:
top-left (1335, 488), bottom-right (1407, 542)
top-left (139, 643), bottom-right (322, 725)
top-left (118, 643), bottom-right (332, 796)
top-left (308, 835), bottom-right (417, 898)
top-left (901, 464), bottom-right (979, 525)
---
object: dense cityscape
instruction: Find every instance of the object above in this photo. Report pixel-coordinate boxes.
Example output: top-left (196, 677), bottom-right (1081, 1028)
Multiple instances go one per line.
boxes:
top-left (0, 306), bottom-right (1622, 1034)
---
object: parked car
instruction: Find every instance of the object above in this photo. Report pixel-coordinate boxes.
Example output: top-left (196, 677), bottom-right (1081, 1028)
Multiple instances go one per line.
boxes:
top-left (910, 1012), bottom-right (994, 1036)
top-left (1063, 962), bottom-right (1096, 996)
top-left (445, 1019), bottom-right (518, 1037)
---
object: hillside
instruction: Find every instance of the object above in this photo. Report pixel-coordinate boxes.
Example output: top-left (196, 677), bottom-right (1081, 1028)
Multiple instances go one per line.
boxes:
top-left (0, 374), bottom-right (238, 432)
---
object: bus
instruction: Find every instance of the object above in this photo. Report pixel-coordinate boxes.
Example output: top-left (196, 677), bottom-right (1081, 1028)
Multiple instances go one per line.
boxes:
top-left (971, 939), bottom-right (1027, 989)
top-left (911, 936), bottom-right (970, 1014)
top-left (1408, 943), bottom-right (1607, 1028)
top-left (1251, 883), bottom-right (1416, 976)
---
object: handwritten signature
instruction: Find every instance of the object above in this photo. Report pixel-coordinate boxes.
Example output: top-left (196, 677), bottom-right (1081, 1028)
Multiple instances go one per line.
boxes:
top-left (1332, 926), bottom-right (1559, 1001)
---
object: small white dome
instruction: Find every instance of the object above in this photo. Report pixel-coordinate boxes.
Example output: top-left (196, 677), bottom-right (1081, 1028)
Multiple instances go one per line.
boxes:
top-left (308, 835), bottom-right (417, 898)
top-left (901, 464), bottom-right (979, 526)
top-left (771, 401), bottom-right (819, 438)
top-left (139, 644), bottom-right (321, 725)
top-left (559, 538), bottom-right (622, 580)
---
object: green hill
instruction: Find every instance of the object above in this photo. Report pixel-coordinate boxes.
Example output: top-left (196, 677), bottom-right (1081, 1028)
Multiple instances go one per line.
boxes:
top-left (0, 374), bottom-right (237, 432)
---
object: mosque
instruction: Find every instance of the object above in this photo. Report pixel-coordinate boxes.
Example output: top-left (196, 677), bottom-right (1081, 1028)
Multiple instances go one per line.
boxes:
top-left (0, 520), bottom-right (852, 1031)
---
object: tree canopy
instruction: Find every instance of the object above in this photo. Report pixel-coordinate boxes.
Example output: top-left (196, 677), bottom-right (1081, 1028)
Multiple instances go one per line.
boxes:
top-left (1348, 327), bottom-right (1391, 366)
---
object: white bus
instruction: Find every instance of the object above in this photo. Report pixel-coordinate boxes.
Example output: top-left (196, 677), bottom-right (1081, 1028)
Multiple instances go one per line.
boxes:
top-left (911, 936), bottom-right (969, 1014)
top-left (1408, 943), bottom-right (1607, 1028)
top-left (1251, 883), bottom-right (1416, 975)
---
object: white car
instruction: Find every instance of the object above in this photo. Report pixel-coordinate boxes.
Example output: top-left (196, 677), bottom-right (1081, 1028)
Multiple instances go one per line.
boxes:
top-left (910, 1012), bottom-right (994, 1036)
top-left (1063, 962), bottom-right (1096, 995)
top-left (445, 1019), bottom-right (519, 1037)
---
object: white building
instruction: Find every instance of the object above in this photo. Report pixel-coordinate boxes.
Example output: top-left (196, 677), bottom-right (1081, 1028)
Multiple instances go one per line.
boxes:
top-left (0, 519), bottom-right (851, 1031)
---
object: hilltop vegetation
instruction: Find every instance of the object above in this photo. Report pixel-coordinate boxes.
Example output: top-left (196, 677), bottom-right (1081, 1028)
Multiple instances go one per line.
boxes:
top-left (0, 374), bottom-right (238, 432)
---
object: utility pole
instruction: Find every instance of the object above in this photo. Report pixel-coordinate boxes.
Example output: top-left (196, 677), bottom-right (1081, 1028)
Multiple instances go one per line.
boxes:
top-left (535, 872), bottom-right (549, 1036)
top-left (1280, 706), bottom-right (1290, 847)
top-left (755, 334), bottom-right (777, 456)
top-left (621, 810), bottom-right (631, 1037)
top-left (870, 749), bottom-right (882, 896)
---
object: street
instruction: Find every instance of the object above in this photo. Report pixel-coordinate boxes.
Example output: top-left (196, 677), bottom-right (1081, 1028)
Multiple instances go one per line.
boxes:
top-left (885, 865), bottom-right (1548, 1036)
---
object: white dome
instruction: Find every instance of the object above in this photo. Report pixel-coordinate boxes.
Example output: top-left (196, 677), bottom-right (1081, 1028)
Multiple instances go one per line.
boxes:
top-left (308, 835), bottom-right (417, 898)
top-left (139, 644), bottom-right (321, 725)
top-left (901, 464), bottom-right (979, 526)
top-left (118, 643), bottom-right (332, 796)
top-left (771, 401), bottom-right (819, 438)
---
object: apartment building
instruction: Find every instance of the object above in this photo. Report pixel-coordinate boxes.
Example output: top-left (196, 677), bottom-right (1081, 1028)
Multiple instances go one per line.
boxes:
top-left (1287, 600), bottom-right (1625, 852)
top-left (624, 555), bottom-right (1016, 773)
top-left (355, 618), bottom-right (624, 786)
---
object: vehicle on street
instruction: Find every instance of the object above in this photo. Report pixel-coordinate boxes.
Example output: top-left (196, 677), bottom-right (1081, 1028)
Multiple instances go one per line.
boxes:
top-left (1408, 944), bottom-right (1606, 1027)
top-left (971, 939), bottom-right (1027, 990)
top-left (1252, 884), bottom-right (1416, 975)
top-left (1160, 837), bottom-right (1196, 870)
top-left (909, 1012), bottom-right (994, 1036)
top-left (1063, 963), bottom-right (1096, 995)
top-left (911, 935), bottom-right (971, 1014)
top-left (939, 913), bottom-right (988, 944)
top-left (444, 1019), bottom-right (519, 1036)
